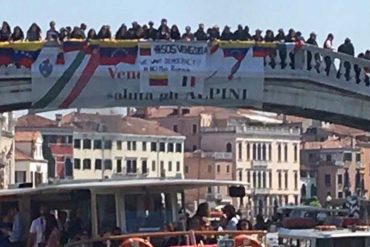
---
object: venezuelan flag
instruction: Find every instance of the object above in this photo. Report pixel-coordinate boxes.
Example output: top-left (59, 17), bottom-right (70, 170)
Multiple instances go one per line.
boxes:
top-left (0, 48), bottom-right (13, 65)
top-left (253, 43), bottom-right (277, 57)
top-left (95, 40), bottom-right (138, 65)
top-left (149, 75), bottom-right (168, 86)
top-left (139, 43), bottom-right (151, 56)
top-left (220, 41), bottom-right (253, 61)
top-left (13, 49), bottom-right (41, 68)
top-left (63, 40), bottom-right (89, 52)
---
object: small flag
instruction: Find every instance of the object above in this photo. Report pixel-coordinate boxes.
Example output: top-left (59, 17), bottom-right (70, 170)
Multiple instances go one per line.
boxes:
top-left (182, 76), bottom-right (196, 87)
top-left (149, 75), bottom-right (168, 86)
top-left (253, 46), bottom-right (276, 57)
top-left (56, 52), bottom-right (65, 65)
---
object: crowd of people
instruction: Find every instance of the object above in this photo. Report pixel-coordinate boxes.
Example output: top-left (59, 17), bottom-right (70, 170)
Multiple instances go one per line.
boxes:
top-left (0, 19), bottom-right (369, 59)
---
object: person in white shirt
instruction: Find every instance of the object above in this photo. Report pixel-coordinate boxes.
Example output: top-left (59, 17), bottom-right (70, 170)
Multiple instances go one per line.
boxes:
top-left (323, 33), bottom-right (335, 75)
top-left (27, 205), bottom-right (48, 247)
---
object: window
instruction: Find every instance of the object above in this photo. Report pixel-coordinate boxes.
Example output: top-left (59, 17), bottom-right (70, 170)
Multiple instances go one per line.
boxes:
top-left (343, 152), bottom-right (352, 161)
top-left (127, 141), bottom-right (132, 151)
top-left (185, 165), bottom-right (188, 174)
top-left (117, 141), bottom-right (122, 150)
top-left (284, 144), bottom-right (288, 162)
top-left (269, 172), bottom-right (272, 188)
top-left (356, 153), bottom-right (361, 162)
top-left (338, 174), bottom-right (343, 185)
top-left (74, 139), bottom-right (81, 149)
top-left (176, 162), bottom-right (180, 172)
top-left (257, 144), bottom-right (261, 160)
top-left (152, 161), bottom-right (156, 171)
top-left (65, 158), bottom-right (73, 177)
top-left (338, 192), bottom-right (343, 198)
top-left (104, 140), bottom-right (112, 149)
top-left (325, 174), bottom-right (331, 186)
top-left (226, 165), bottom-right (230, 173)
top-left (15, 171), bottom-right (26, 183)
top-left (239, 170), bottom-right (242, 181)
top-left (83, 159), bottom-right (91, 169)
top-left (226, 143), bottom-right (232, 153)
top-left (294, 195), bottom-right (298, 205)
top-left (217, 165), bottom-right (220, 173)
top-left (257, 172), bottom-right (261, 188)
top-left (247, 171), bottom-right (250, 183)
top-left (247, 143), bottom-right (250, 160)
top-left (294, 172), bottom-right (298, 189)
top-left (159, 142), bottom-right (165, 152)
top-left (173, 125), bottom-right (178, 132)
top-left (308, 153), bottom-right (315, 162)
top-left (192, 145), bottom-right (197, 151)
top-left (294, 144), bottom-right (298, 162)
top-left (74, 159), bottom-right (81, 169)
top-left (94, 140), bottom-right (102, 149)
top-left (142, 160), bottom-right (148, 174)
top-left (116, 160), bottom-right (122, 173)
top-left (326, 154), bottom-right (332, 162)
top-left (160, 161), bottom-right (164, 171)
top-left (262, 144), bottom-right (266, 161)
top-left (208, 165), bottom-right (212, 173)
top-left (83, 139), bottom-right (92, 149)
top-left (127, 159), bottom-right (137, 174)
top-left (268, 144), bottom-right (272, 161)
top-left (285, 171), bottom-right (288, 189)
top-left (253, 172), bottom-right (256, 188)
top-left (262, 172), bottom-right (266, 188)
top-left (151, 142), bottom-right (157, 152)
top-left (168, 143), bottom-right (174, 152)
top-left (95, 159), bottom-right (102, 170)
top-left (168, 161), bottom-right (172, 172)
top-left (238, 143), bottom-right (242, 160)
top-left (253, 144), bottom-right (256, 160)
top-left (142, 142), bottom-right (147, 151)
top-left (192, 124), bottom-right (197, 134)
top-left (104, 159), bottom-right (112, 170)
top-left (277, 144), bottom-right (281, 162)
top-left (278, 171), bottom-right (282, 189)
top-left (176, 143), bottom-right (182, 153)
top-left (132, 141), bottom-right (136, 151)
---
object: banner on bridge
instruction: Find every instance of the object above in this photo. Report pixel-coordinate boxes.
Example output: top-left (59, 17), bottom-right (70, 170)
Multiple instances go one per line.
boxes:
top-left (31, 41), bottom-right (266, 111)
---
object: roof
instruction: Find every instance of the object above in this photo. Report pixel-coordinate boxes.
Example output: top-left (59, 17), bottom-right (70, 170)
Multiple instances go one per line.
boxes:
top-left (323, 124), bottom-right (365, 137)
top-left (16, 114), bottom-right (56, 128)
top-left (62, 112), bottom-right (181, 137)
top-left (278, 227), bottom-right (370, 239)
top-left (15, 148), bottom-right (33, 161)
top-left (302, 137), bottom-right (354, 150)
top-left (0, 178), bottom-right (248, 197)
top-left (144, 107), bottom-right (282, 124)
top-left (15, 131), bottom-right (42, 142)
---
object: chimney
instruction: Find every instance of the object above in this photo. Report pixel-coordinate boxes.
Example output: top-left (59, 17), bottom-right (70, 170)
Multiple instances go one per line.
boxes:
top-left (55, 114), bottom-right (62, 127)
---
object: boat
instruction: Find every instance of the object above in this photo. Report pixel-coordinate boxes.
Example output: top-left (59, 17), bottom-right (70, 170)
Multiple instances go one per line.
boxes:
top-left (0, 178), bottom-right (267, 246)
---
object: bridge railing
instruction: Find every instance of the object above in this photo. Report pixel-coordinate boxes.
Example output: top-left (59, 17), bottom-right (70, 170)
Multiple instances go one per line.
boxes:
top-left (264, 43), bottom-right (370, 94)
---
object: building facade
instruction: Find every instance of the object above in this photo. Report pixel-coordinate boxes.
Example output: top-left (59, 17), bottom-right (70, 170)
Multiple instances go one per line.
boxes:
top-left (16, 114), bottom-right (74, 179)
top-left (14, 131), bottom-right (48, 186)
top-left (184, 151), bottom-right (233, 211)
top-left (0, 112), bottom-right (15, 188)
top-left (62, 113), bottom-right (185, 180)
top-left (201, 124), bottom-right (301, 217)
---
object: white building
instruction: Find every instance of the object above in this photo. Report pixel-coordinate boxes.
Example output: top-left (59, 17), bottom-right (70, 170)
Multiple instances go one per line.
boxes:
top-left (0, 112), bottom-right (15, 188)
top-left (14, 131), bottom-right (48, 186)
top-left (201, 124), bottom-right (301, 217)
top-left (62, 113), bottom-right (185, 180)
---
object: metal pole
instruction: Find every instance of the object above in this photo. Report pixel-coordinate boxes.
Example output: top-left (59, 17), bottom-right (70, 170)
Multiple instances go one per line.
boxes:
top-left (102, 136), bottom-right (105, 179)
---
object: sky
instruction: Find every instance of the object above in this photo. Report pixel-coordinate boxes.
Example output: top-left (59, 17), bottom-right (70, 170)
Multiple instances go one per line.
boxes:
top-left (3, 0), bottom-right (369, 118)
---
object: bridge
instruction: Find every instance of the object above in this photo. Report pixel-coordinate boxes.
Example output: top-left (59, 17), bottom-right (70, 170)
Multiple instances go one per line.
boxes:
top-left (0, 41), bottom-right (370, 130)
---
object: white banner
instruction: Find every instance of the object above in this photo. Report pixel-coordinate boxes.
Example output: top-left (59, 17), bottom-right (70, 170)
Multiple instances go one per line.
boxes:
top-left (138, 41), bottom-right (208, 72)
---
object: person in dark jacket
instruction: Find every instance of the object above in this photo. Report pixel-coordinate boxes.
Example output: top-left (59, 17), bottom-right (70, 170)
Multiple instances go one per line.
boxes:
top-left (252, 29), bottom-right (264, 42)
top-left (337, 38), bottom-right (355, 80)
top-left (306, 32), bottom-right (320, 71)
top-left (10, 26), bottom-right (24, 41)
top-left (264, 29), bottom-right (275, 42)
top-left (182, 26), bottom-right (194, 41)
top-left (220, 26), bottom-right (233, 40)
top-left (0, 21), bottom-right (11, 42)
top-left (194, 23), bottom-right (208, 41)
top-left (157, 25), bottom-right (170, 40)
top-left (233, 24), bottom-right (246, 40)
top-left (26, 23), bottom-right (41, 41)
top-left (274, 28), bottom-right (285, 42)
top-left (70, 26), bottom-right (85, 39)
top-left (170, 25), bottom-right (181, 40)
top-left (284, 28), bottom-right (296, 42)
top-left (208, 25), bottom-right (220, 41)
top-left (145, 21), bottom-right (157, 40)
top-left (243, 26), bottom-right (252, 40)
top-left (87, 28), bottom-right (97, 40)
top-left (97, 25), bottom-right (112, 39)
top-left (115, 24), bottom-right (129, 40)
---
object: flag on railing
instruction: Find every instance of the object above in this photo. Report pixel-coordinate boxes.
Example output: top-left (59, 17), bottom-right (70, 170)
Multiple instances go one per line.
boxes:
top-left (253, 44), bottom-right (277, 57)
top-left (149, 74), bottom-right (168, 86)
top-left (13, 49), bottom-right (41, 68)
top-left (0, 48), bottom-right (13, 65)
top-left (139, 43), bottom-right (151, 56)
top-left (182, 75), bottom-right (196, 87)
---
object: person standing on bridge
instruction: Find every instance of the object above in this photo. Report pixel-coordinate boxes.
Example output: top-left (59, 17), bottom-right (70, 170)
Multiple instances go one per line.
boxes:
top-left (323, 33), bottom-right (335, 76)
top-left (337, 38), bottom-right (355, 80)
top-left (306, 32), bottom-right (320, 72)
top-left (46, 21), bottom-right (59, 42)
top-left (26, 23), bottom-right (41, 42)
